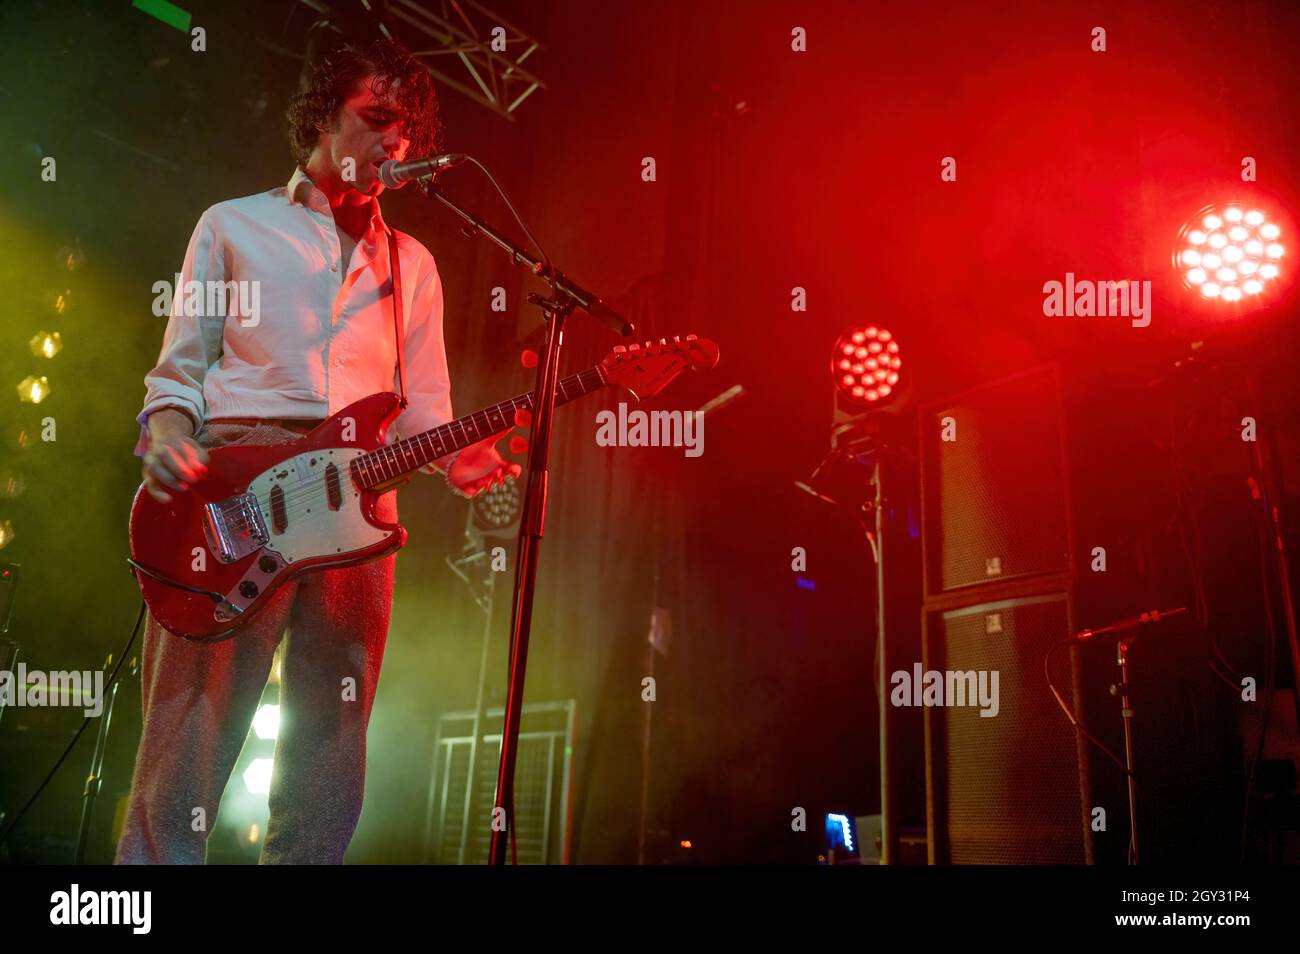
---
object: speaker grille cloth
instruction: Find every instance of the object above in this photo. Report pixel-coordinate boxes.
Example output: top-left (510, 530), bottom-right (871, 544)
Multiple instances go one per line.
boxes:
top-left (932, 368), bottom-right (1069, 591)
top-left (938, 595), bottom-right (1085, 863)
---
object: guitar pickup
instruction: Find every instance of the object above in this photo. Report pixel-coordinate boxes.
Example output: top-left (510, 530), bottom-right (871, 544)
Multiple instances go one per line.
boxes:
top-left (203, 492), bottom-right (270, 564)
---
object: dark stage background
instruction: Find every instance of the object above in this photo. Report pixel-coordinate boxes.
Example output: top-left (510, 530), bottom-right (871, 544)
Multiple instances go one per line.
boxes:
top-left (2, 0), bottom-right (1299, 864)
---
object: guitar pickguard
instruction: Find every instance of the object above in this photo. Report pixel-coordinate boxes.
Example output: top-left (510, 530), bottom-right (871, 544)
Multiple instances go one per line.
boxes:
top-left (212, 446), bottom-right (396, 623)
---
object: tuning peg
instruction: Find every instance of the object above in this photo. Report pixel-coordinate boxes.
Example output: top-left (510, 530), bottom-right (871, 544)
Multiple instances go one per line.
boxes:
top-left (629, 343), bottom-right (641, 351)
top-left (613, 345), bottom-right (626, 353)
top-left (686, 334), bottom-right (698, 341)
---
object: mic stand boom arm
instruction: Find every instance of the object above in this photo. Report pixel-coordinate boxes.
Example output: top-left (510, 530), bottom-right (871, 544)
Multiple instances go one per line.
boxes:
top-left (418, 179), bottom-right (632, 338)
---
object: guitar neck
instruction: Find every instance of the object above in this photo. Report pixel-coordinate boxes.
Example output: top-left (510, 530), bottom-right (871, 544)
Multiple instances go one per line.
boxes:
top-left (354, 365), bottom-right (608, 488)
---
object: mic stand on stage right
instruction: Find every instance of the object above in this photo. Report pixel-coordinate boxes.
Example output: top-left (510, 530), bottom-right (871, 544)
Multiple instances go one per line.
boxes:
top-left (1076, 605), bottom-right (1185, 865)
top-left (1114, 636), bottom-right (1139, 865)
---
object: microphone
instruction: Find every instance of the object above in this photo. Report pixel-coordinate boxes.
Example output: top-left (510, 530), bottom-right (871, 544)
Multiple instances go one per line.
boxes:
top-left (378, 154), bottom-right (467, 189)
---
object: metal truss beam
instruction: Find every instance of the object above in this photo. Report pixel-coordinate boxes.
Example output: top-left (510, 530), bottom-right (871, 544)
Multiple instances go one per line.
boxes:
top-left (296, 0), bottom-right (546, 122)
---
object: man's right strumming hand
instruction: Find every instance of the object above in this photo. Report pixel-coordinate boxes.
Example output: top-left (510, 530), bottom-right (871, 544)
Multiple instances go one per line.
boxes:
top-left (141, 408), bottom-right (209, 504)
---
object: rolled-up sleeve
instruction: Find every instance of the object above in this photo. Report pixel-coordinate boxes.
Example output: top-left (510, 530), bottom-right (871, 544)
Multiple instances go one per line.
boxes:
top-left (134, 208), bottom-right (227, 457)
top-left (391, 249), bottom-right (455, 475)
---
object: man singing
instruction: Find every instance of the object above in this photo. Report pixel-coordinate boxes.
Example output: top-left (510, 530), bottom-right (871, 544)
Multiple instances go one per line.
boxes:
top-left (116, 38), bottom-right (518, 864)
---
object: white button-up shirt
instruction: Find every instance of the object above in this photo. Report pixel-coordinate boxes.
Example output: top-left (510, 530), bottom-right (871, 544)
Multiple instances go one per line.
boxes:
top-left (135, 167), bottom-right (453, 473)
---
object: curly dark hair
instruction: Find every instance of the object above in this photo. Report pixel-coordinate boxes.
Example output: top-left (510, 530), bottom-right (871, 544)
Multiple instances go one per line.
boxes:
top-left (286, 37), bottom-right (441, 167)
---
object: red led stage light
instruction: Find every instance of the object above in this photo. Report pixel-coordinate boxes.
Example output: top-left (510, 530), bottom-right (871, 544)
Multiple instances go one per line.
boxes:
top-left (1175, 204), bottom-right (1285, 306)
top-left (831, 326), bottom-right (902, 406)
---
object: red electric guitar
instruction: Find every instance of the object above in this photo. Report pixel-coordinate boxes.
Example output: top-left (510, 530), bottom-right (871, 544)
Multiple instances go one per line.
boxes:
top-left (129, 335), bottom-right (719, 641)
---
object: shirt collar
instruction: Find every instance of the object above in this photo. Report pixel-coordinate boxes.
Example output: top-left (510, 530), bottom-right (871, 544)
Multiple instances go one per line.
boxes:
top-left (287, 166), bottom-right (391, 238)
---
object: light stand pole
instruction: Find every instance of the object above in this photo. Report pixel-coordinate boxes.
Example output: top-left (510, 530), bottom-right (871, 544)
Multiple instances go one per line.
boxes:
top-left (798, 416), bottom-right (900, 863)
top-left (443, 537), bottom-right (498, 865)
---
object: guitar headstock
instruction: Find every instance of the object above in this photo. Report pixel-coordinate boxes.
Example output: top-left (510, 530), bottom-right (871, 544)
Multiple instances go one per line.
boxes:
top-left (599, 334), bottom-right (720, 401)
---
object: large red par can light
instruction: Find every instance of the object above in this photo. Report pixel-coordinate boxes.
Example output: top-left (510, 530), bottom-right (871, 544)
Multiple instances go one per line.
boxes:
top-left (829, 325), bottom-right (908, 449)
top-left (831, 325), bottom-right (903, 408)
top-left (1173, 202), bottom-right (1289, 318)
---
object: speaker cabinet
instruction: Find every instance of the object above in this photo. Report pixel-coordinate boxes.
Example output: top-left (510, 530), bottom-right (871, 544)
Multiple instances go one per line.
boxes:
top-left (916, 361), bottom-right (1245, 864)
top-left (921, 365), bottom-right (1071, 597)
top-left (923, 591), bottom-right (1093, 864)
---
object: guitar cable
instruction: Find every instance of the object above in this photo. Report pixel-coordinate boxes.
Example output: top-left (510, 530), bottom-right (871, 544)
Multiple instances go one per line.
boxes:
top-left (0, 600), bottom-right (146, 855)
top-left (126, 557), bottom-right (219, 600)
top-left (126, 557), bottom-right (244, 627)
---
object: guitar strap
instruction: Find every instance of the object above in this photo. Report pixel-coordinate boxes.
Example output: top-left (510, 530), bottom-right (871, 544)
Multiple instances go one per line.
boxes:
top-left (387, 228), bottom-right (409, 410)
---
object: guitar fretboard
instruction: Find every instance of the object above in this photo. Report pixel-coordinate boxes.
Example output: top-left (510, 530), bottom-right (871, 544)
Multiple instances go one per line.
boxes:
top-left (350, 366), bottom-right (607, 488)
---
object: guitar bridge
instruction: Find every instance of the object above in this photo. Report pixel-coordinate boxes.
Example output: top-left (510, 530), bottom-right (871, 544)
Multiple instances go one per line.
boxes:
top-left (203, 492), bottom-right (270, 564)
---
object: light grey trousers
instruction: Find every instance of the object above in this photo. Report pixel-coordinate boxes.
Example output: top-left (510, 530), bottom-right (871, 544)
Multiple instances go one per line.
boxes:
top-left (115, 422), bottom-right (397, 864)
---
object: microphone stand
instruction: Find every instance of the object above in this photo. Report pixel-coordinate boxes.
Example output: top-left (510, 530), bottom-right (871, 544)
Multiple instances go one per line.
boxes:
top-left (1075, 606), bottom-right (1185, 865)
top-left (75, 651), bottom-right (137, 864)
top-left (414, 177), bottom-right (632, 865)
top-left (1114, 637), bottom-right (1139, 865)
